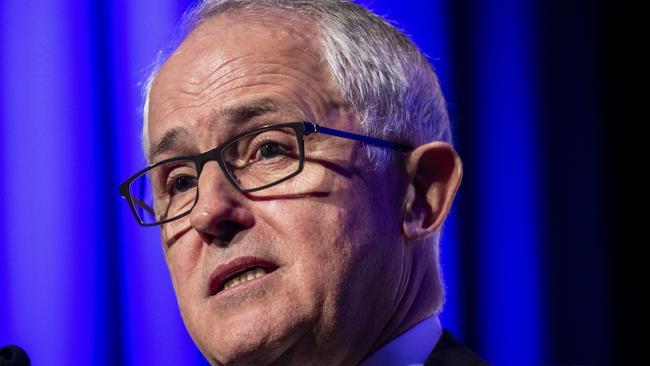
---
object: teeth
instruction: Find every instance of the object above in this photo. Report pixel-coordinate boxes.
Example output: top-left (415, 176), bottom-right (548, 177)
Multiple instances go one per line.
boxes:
top-left (223, 267), bottom-right (268, 290)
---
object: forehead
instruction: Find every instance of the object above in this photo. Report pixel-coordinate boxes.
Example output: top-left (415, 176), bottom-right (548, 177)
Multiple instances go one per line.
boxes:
top-left (147, 12), bottom-right (341, 156)
top-left (160, 12), bottom-right (321, 82)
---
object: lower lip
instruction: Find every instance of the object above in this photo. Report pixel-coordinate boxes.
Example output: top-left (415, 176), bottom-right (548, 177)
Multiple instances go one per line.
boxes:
top-left (214, 268), bottom-right (279, 298)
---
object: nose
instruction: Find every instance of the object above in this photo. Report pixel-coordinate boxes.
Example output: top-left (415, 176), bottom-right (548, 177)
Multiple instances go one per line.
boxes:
top-left (189, 161), bottom-right (255, 246)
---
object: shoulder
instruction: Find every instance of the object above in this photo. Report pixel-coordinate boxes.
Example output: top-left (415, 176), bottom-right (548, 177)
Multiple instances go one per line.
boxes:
top-left (423, 330), bottom-right (491, 366)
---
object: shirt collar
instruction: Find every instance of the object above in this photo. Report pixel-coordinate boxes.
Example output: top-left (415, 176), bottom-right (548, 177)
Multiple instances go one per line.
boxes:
top-left (360, 315), bottom-right (442, 366)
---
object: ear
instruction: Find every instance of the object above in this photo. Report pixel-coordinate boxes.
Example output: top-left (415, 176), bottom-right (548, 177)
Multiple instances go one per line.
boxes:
top-left (402, 142), bottom-right (463, 240)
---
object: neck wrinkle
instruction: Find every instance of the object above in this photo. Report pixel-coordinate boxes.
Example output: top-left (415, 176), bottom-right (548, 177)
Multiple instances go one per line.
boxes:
top-left (366, 243), bottom-right (439, 359)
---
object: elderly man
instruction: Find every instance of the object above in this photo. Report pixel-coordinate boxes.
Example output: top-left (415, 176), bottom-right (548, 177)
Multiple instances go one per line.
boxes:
top-left (119, 0), bottom-right (488, 365)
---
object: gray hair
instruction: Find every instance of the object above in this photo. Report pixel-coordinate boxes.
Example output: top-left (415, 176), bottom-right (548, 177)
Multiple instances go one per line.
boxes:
top-left (142, 0), bottom-right (451, 169)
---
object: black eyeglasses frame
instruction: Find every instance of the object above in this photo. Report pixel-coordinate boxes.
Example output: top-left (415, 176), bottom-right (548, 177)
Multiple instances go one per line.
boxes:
top-left (119, 121), bottom-right (413, 226)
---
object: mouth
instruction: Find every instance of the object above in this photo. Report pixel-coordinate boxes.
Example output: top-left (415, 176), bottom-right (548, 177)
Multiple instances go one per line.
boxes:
top-left (209, 256), bottom-right (279, 296)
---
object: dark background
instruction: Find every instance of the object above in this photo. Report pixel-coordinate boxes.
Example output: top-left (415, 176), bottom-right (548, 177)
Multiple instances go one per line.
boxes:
top-left (2, 0), bottom-right (625, 365)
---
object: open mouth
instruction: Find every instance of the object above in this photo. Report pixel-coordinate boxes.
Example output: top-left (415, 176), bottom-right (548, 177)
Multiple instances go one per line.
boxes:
top-left (210, 256), bottom-right (279, 296)
top-left (220, 266), bottom-right (276, 291)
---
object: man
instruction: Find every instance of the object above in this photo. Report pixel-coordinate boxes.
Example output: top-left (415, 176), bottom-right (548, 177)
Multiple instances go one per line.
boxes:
top-left (119, 1), bottom-right (488, 365)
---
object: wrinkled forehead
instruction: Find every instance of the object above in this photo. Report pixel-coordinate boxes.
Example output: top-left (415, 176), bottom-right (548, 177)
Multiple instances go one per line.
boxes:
top-left (146, 12), bottom-right (335, 154)
top-left (161, 11), bottom-right (321, 81)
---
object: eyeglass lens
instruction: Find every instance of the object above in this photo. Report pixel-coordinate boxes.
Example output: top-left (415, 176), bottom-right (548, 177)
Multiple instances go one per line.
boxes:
top-left (128, 126), bottom-right (301, 224)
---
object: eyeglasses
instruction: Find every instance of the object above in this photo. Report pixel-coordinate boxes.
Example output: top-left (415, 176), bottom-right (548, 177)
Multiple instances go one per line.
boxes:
top-left (119, 121), bottom-right (412, 226)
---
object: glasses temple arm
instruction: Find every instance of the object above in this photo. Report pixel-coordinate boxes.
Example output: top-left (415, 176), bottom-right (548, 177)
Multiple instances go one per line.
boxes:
top-left (131, 197), bottom-right (156, 216)
top-left (305, 122), bottom-right (412, 153)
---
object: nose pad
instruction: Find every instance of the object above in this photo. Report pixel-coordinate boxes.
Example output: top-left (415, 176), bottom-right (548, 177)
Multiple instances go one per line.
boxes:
top-left (189, 162), bottom-right (254, 245)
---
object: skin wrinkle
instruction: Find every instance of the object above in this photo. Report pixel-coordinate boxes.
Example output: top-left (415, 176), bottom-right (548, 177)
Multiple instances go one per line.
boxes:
top-left (158, 68), bottom-right (330, 114)
top-left (147, 11), bottom-right (460, 365)
top-left (150, 99), bottom-right (285, 162)
top-left (146, 17), bottom-right (338, 156)
top-left (155, 85), bottom-right (305, 136)
top-left (151, 20), bottom-right (333, 135)
top-left (151, 54), bottom-right (252, 117)
top-left (373, 247), bottom-right (416, 349)
top-left (162, 145), bottom-right (369, 249)
top-left (149, 127), bottom-right (190, 162)
top-left (151, 65), bottom-right (356, 163)
top-left (218, 100), bottom-right (279, 122)
top-left (153, 79), bottom-right (332, 147)
top-left (155, 108), bottom-right (366, 250)
top-left (179, 53), bottom-right (255, 88)
top-left (175, 61), bottom-right (332, 105)
top-left (154, 30), bottom-right (332, 127)
top-left (156, 53), bottom-right (252, 98)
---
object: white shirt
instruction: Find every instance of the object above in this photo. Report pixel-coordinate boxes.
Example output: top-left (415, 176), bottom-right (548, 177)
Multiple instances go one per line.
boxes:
top-left (359, 315), bottom-right (442, 366)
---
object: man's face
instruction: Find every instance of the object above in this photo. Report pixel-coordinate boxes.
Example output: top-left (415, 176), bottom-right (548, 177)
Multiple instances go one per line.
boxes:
top-left (148, 13), bottom-right (411, 365)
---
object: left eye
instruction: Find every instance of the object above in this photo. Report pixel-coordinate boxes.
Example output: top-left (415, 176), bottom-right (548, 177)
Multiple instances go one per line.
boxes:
top-left (172, 175), bottom-right (197, 194)
top-left (256, 142), bottom-right (285, 159)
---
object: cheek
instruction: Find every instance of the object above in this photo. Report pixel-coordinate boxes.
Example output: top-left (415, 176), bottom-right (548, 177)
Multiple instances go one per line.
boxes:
top-left (272, 197), bottom-right (360, 287)
top-left (256, 196), bottom-right (355, 279)
top-left (163, 231), bottom-right (203, 299)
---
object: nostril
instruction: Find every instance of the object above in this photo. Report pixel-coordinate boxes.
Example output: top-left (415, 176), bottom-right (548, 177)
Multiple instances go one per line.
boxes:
top-left (208, 220), bottom-right (248, 247)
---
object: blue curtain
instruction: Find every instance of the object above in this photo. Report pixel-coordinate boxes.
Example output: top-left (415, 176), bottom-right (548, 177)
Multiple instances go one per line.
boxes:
top-left (0, 0), bottom-right (609, 365)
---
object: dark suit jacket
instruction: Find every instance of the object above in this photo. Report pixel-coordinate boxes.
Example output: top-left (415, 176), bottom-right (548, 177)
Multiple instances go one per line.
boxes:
top-left (423, 330), bottom-right (490, 366)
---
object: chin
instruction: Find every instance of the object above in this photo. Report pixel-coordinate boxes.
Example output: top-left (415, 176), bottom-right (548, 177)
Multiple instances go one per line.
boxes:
top-left (203, 337), bottom-right (282, 366)
top-left (190, 305), bottom-right (313, 366)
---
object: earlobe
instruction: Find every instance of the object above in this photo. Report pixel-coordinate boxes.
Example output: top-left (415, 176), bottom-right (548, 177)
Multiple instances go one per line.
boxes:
top-left (402, 142), bottom-right (463, 240)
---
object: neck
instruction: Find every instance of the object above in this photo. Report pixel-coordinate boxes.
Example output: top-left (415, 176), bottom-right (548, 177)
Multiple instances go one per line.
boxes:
top-left (368, 241), bottom-right (442, 356)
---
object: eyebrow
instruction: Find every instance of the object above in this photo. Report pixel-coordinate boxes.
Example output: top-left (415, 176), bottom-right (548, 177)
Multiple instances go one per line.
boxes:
top-left (147, 100), bottom-right (281, 163)
top-left (219, 99), bottom-right (279, 123)
top-left (148, 127), bottom-right (189, 163)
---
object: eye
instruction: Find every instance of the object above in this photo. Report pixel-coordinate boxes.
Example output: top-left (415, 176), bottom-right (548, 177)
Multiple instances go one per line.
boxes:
top-left (171, 175), bottom-right (197, 194)
top-left (257, 142), bottom-right (285, 159)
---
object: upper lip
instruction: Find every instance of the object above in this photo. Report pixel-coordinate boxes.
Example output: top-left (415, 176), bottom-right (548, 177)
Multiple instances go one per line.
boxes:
top-left (209, 256), bottom-right (279, 296)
